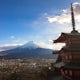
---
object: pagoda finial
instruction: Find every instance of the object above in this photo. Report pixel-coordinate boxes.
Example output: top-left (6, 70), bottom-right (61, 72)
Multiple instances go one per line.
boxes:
top-left (71, 3), bottom-right (75, 31)
top-left (71, 3), bottom-right (78, 33)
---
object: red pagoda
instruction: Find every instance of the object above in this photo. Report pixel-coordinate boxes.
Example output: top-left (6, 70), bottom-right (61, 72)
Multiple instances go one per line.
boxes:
top-left (53, 3), bottom-right (80, 80)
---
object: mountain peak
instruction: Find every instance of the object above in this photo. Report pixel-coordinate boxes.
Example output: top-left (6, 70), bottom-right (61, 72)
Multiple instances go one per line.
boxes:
top-left (21, 41), bottom-right (40, 49)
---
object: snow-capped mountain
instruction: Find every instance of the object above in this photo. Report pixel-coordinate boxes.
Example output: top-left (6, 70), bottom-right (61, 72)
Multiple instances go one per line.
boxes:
top-left (0, 41), bottom-right (54, 52)
top-left (0, 41), bottom-right (55, 59)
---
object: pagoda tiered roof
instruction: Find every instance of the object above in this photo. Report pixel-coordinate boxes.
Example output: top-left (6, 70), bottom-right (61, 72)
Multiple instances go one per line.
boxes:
top-left (54, 32), bottom-right (80, 43)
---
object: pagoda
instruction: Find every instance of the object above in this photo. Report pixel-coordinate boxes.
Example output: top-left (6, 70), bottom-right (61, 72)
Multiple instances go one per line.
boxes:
top-left (53, 3), bottom-right (80, 80)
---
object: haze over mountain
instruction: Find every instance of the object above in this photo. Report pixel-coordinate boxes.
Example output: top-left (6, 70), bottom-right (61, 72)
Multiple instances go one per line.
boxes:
top-left (0, 41), bottom-right (57, 59)
top-left (0, 44), bottom-right (21, 52)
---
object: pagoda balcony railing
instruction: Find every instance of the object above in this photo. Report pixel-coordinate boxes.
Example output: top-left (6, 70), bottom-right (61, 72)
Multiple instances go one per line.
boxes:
top-left (61, 68), bottom-right (80, 80)
top-left (62, 59), bottom-right (80, 63)
top-left (66, 44), bottom-right (80, 48)
top-left (61, 68), bottom-right (73, 80)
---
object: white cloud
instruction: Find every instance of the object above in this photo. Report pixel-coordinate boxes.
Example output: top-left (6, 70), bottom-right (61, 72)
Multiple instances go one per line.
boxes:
top-left (10, 35), bottom-right (21, 44)
top-left (10, 36), bottom-right (15, 39)
top-left (47, 2), bottom-right (80, 25)
top-left (0, 44), bottom-right (22, 47)
top-left (53, 43), bottom-right (65, 50)
top-left (25, 41), bottom-right (65, 50)
top-left (73, 2), bottom-right (80, 15)
top-left (35, 41), bottom-right (54, 49)
top-left (48, 14), bottom-right (71, 24)
top-left (0, 44), bottom-right (22, 52)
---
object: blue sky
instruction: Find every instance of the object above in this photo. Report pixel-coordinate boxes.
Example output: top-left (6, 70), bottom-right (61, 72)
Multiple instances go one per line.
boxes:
top-left (0, 0), bottom-right (80, 47)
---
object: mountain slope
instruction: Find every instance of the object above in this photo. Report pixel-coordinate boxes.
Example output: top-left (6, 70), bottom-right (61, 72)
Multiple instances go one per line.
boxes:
top-left (0, 41), bottom-right (54, 59)
top-left (2, 48), bottom-right (53, 59)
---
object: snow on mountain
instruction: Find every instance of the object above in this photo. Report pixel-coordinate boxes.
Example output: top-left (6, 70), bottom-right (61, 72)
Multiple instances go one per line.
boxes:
top-left (21, 41), bottom-right (40, 49)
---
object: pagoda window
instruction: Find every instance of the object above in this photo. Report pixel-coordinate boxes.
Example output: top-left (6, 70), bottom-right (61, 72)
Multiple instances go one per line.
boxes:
top-left (63, 54), bottom-right (72, 62)
top-left (65, 55), bottom-right (68, 60)
top-left (62, 54), bottom-right (65, 61)
top-left (69, 54), bottom-right (72, 60)
top-left (61, 69), bottom-right (65, 76)
top-left (65, 70), bottom-right (68, 75)
top-left (69, 70), bottom-right (72, 76)
top-left (68, 39), bottom-right (71, 45)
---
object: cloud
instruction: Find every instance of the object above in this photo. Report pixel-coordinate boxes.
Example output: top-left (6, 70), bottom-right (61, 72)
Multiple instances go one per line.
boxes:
top-left (47, 14), bottom-right (71, 24)
top-left (0, 44), bottom-right (22, 52)
top-left (10, 35), bottom-right (22, 43)
top-left (73, 2), bottom-right (80, 15)
top-left (47, 2), bottom-right (80, 24)
top-left (10, 36), bottom-right (15, 39)
top-left (26, 41), bottom-right (65, 50)
top-left (35, 41), bottom-right (54, 49)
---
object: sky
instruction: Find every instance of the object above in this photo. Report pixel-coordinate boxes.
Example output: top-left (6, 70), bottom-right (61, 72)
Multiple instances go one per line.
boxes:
top-left (0, 0), bottom-right (80, 50)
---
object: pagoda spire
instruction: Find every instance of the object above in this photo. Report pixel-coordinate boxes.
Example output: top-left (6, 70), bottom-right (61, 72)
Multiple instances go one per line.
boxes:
top-left (71, 3), bottom-right (78, 33)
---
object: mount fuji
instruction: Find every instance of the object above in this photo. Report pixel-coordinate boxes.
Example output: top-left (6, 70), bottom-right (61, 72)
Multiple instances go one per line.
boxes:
top-left (0, 41), bottom-right (55, 59)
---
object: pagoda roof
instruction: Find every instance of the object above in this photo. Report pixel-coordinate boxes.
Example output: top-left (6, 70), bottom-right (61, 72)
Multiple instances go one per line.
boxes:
top-left (54, 32), bottom-right (80, 43)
